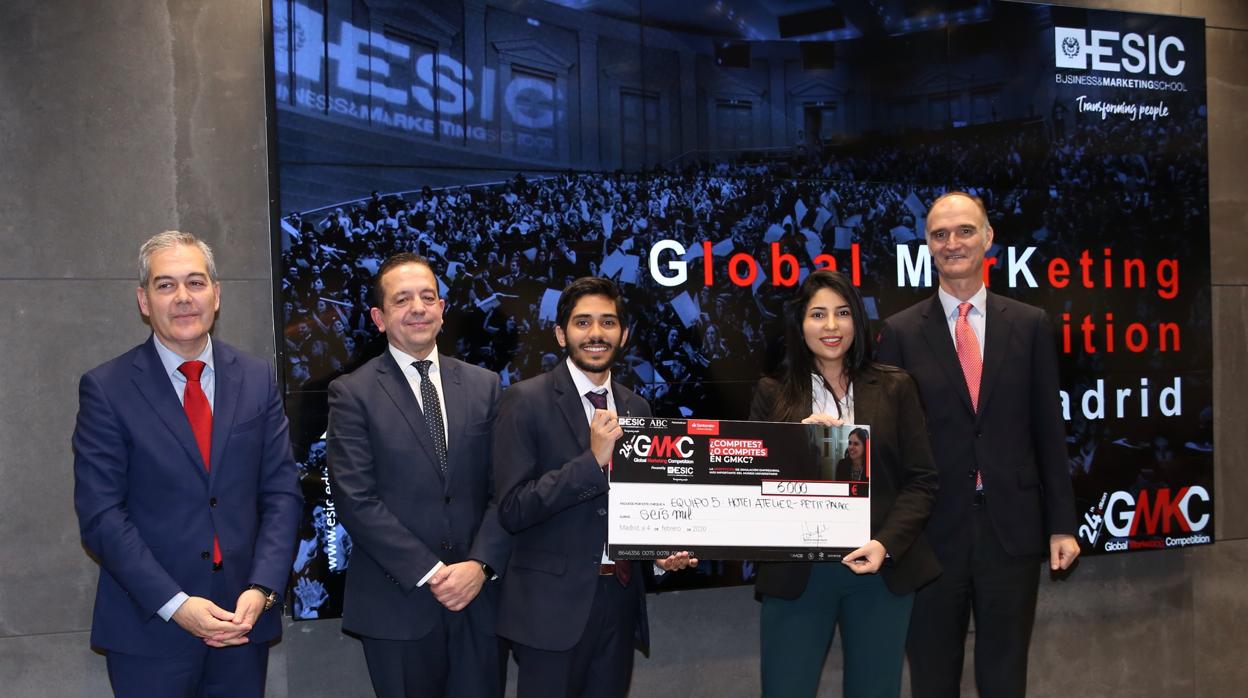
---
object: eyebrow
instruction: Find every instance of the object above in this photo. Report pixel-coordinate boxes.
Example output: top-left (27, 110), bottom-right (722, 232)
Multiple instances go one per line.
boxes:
top-left (572, 313), bottom-right (618, 320)
top-left (151, 272), bottom-right (208, 282)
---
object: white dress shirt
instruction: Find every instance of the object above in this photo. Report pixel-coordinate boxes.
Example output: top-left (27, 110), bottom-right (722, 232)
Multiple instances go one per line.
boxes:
top-left (151, 335), bottom-right (215, 622)
top-left (387, 344), bottom-right (453, 586)
top-left (388, 343), bottom-right (450, 448)
top-left (564, 358), bottom-right (624, 565)
top-left (810, 374), bottom-right (855, 423)
top-left (565, 357), bottom-right (617, 420)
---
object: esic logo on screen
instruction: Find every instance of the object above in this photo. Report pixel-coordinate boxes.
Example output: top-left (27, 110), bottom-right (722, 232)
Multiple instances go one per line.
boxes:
top-left (1054, 26), bottom-right (1186, 76)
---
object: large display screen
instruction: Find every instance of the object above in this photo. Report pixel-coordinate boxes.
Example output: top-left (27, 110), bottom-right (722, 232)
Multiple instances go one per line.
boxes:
top-left (269, 0), bottom-right (1211, 619)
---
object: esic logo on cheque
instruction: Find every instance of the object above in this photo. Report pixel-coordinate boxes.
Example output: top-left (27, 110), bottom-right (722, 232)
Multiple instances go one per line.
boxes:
top-left (1054, 26), bottom-right (1186, 76)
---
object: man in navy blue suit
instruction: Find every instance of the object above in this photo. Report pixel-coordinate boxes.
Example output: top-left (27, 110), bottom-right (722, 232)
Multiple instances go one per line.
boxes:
top-left (73, 231), bottom-right (301, 697)
top-left (327, 253), bottom-right (512, 697)
top-left (493, 277), bottom-right (695, 698)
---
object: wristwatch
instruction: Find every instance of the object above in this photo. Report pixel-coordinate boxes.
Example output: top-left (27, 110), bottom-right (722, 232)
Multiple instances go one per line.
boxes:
top-left (247, 584), bottom-right (278, 611)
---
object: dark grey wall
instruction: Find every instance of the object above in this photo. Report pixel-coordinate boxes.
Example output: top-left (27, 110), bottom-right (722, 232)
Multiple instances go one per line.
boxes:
top-left (1, 1), bottom-right (1245, 696)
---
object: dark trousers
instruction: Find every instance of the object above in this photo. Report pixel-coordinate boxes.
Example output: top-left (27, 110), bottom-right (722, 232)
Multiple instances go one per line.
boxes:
top-left (360, 605), bottom-right (505, 698)
top-left (105, 571), bottom-right (270, 698)
top-left (760, 563), bottom-right (915, 698)
top-left (907, 506), bottom-right (1043, 698)
top-left (106, 642), bottom-right (268, 698)
top-left (512, 575), bottom-right (638, 698)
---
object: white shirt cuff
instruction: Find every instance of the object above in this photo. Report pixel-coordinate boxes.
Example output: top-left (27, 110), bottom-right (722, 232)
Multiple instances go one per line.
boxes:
top-left (157, 592), bottom-right (189, 621)
top-left (417, 561), bottom-right (445, 587)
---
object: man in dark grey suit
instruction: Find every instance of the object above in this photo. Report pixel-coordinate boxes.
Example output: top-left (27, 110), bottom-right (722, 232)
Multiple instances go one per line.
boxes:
top-left (328, 253), bottom-right (511, 697)
top-left (877, 192), bottom-right (1080, 698)
top-left (492, 277), bottom-right (695, 698)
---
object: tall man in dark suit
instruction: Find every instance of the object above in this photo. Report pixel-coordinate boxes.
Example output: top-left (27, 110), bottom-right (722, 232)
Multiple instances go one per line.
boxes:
top-left (327, 253), bottom-right (512, 697)
top-left (493, 277), bottom-right (695, 698)
top-left (877, 192), bottom-right (1080, 697)
top-left (73, 231), bottom-right (302, 697)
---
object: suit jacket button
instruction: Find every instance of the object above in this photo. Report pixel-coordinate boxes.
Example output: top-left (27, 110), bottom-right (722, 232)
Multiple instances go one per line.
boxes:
top-left (597, 508), bottom-right (607, 516)
top-left (967, 469), bottom-right (977, 479)
top-left (209, 497), bottom-right (218, 507)
top-left (441, 541), bottom-right (453, 551)
top-left (201, 550), bottom-right (210, 560)
top-left (444, 496), bottom-right (452, 504)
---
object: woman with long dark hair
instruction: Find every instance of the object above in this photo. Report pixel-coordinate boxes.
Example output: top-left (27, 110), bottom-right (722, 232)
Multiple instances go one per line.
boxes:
top-left (751, 270), bottom-right (940, 697)
top-left (835, 427), bottom-right (870, 482)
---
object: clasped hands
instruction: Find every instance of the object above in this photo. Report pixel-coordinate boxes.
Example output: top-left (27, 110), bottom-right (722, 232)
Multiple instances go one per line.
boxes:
top-left (172, 588), bottom-right (268, 647)
top-left (428, 561), bottom-right (487, 612)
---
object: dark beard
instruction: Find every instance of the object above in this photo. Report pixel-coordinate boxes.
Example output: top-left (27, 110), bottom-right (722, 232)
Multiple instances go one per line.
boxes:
top-left (568, 343), bottom-right (618, 375)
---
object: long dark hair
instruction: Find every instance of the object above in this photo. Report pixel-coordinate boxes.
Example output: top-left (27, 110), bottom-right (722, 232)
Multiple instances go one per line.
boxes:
top-left (848, 427), bottom-right (870, 464)
top-left (769, 270), bottom-right (876, 422)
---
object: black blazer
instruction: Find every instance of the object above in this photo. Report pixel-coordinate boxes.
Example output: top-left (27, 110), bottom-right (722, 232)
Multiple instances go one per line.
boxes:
top-left (876, 292), bottom-right (1077, 560)
top-left (493, 363), bottom-right (651, 652)
top-left (835, 458), bottom-right (864, 482)
top-left (327, 349), bottom-right (511, 640)
top-left (751, 365), bottom-right (941, 598)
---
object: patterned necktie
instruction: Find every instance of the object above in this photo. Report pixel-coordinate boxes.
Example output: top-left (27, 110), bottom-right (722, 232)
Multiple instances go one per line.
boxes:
top-left (955, 303), bottom-right (984, 491)
top-left (585, 389), bottom-right (608, 411)
top-left (584, 389), bottom-right (630, 586)
top-left (413, 360), bottom-right (448, 475)
top-left (179, 361), bottom-right (221, 566)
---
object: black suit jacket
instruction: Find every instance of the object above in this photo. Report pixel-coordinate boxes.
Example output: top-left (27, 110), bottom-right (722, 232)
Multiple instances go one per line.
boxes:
top-left (876, 292), bottom-right (1076, 559)
top-left (750, 365), bottom-right (941, 597)
top-left (327, 349), bottom-right (511, 640)
top-left (493, 363), bottom-right (650, 652)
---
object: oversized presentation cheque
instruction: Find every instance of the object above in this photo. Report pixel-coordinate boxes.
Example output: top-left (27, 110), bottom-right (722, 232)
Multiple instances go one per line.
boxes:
top-left (607, 417), bottom-right (871, 561)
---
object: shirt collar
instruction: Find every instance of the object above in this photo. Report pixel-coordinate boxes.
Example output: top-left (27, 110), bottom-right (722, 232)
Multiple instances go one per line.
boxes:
top-left (565, 357), bottom-right (611, 400)
top-left (388, 342), bottom-right (441, 375)
top-left (938, 284), bottom-right (988, 320)
top-left (153, 334), bottom-right (214, 380)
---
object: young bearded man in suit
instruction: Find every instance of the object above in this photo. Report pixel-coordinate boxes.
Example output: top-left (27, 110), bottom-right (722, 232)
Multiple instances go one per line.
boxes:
top-left (492, 277), bottom-right (696, 698)
top-left (877, 192), bottom-right (1080, 697)
top-left (327, 253), bottom-right (512, 697)
top-left (73, 231), bottom-right (302, 697)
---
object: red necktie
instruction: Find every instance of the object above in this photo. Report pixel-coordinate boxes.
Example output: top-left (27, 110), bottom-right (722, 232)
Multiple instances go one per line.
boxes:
top-left (954, 303), bottom-right (984, 491)
top-left (585, 390), bottom-right (631, 586)
top-left (179, 361), bottom-right (221, 566)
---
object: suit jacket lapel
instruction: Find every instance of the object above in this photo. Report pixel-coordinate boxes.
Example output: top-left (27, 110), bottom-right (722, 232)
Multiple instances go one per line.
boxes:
top-left (440, 355), bottom-right (467, 489)
top-left (375, 350), bottom-right (443, 483)
top-left (977, 292), bottom-right (1012, 419)
top-left (553, 365), bottom-right (590, 452)
top-left (919, 294), bottom-right (976, 416)
top-left (207, 343), bottom-right (240, 486)
top-left (851, 369), bottom-right (881, 427)
top-left (130, 338), bottom-right (209, 481)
